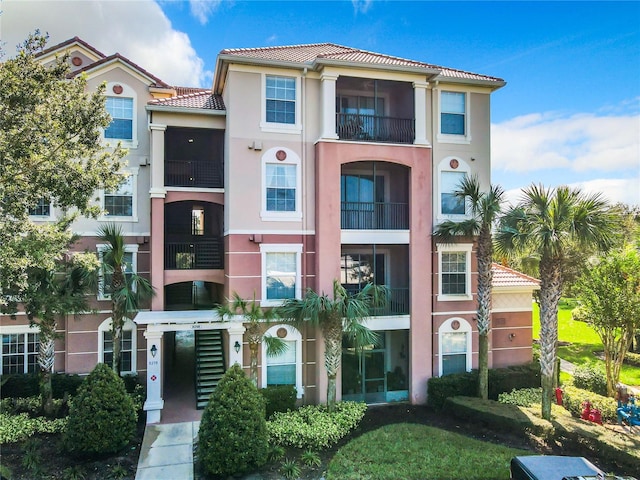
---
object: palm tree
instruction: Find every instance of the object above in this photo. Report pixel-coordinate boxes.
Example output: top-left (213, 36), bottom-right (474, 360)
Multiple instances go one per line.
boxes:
top-left (216, 292), bottom-right (287, 387)
top-left (496, 184), bottom-right (615, 420)
top-left (433, 175), bottom-right (504, 400)
top-left (23, 257), bottom-right (93, 414)
top-left (98, 224), bottom-right (154, 374)
top-left (277, 280), bottom-right (387, 411)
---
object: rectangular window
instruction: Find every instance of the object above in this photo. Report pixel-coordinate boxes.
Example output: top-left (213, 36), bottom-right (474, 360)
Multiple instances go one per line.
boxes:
top-left (267, 340), bottom-right (296, 385)
top-left (442, 332), bottom-right (467, 375)
top-left (100, 251), bottom-right (134, 299)
top-left (103, 330), bottom-right (132, 372)
top-left (266, 76), bottom-right (296, 124)
top-left (441, 252), bottom-right (467, 295)
top-left (266, 252), bottom-right (296, 301)
top-left (266, 164), bottom-right (296, 212)
top-left (1, 333), bottom-right (39, 374)
top-left (105, 97), bottom-right (133, 140)
top-left (29, 198), bottom-right (50, 217)
top-left (105, 175), bottom-right (133, 217)
top-left (441, 92), bottom-right (465, 135)
top-left (441, 171), bottom-right (466, 215)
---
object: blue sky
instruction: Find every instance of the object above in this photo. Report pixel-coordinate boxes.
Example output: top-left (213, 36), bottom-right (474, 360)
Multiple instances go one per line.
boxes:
top-left (3, 0), bottom-right (639, 206)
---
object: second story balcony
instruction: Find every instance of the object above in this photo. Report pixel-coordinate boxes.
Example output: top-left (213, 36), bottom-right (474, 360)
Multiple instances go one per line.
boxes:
top-left (165, 127), bottom-right (224, 189)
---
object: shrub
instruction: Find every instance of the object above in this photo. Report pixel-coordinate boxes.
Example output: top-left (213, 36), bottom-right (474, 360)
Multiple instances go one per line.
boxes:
top-left (267, 401), bottom-right (367, 450)
top-left (498, 388), bottom-right (543, 407)
top-left (561, 385), bottom-right (617, 423)
top-left (300, 449), bottom-right (322, 467)
top-left (573, 364), bottom-right (608, 396)
top-left (624, 351), bottom-right (640, 367)
top-left (52, 373), bottom-right (84, 398)
top-left (0, 395), bottom-right (66, 418)
top-left (260, 384), bottom-right (297, 419)
top-left (1, 374), bottom-right (39, 398)
top-left (198, 364), bottom-right (268, 477)
top-left (0, 412), bottom-right (67, 443)
top-left (280, 458), bottom-right (301, 479)
top-left (427, 371), bottom-right (478, 410)
top-left (63, 363), bottom-right (136, 456)
top-left (488, 363), bottom-right (541, 399)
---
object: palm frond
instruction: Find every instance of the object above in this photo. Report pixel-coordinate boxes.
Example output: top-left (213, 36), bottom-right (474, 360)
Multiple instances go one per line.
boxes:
top-left (263, 334), bottom-right (289, 357)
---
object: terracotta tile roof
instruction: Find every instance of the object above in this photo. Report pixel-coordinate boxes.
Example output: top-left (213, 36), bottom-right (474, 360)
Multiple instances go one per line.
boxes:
top-left (36, 36), bottom-right (106, 59)
top-left (492, 263), bottom-right (540, 289)
top-left (220, 43), bottom-right (503, 83)
top-left (148, 91), bottom-right (225, 111)
top-left (174, 86), bottom-right (210, 96)
top-left (68, 53), bottom-right (171, 88)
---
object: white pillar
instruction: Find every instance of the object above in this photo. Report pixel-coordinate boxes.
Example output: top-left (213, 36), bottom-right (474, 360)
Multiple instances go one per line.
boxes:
top-left (413, 81), bottom-right (430, 146)
top-left (321, 74), bottom-right (339, 140)
top-left (143, 329), bottom-right (164, 424)
top-left (227, 323), bottom-right (246, 367)
top-left (149, 123), bottom-right (167, 198)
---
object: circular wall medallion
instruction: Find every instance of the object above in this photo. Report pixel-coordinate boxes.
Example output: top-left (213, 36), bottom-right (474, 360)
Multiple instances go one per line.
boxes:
top-left (71, 56), bottom-right (83, 66)
top-left (112, 84), bottom-right (123, 95)
top-left (276, 327), bottom-right (288, 339)
top-left (449, 159), bottom-right (459, 169)
top-left (451, 320), bottom-right (460, 331)
top-left (276, 150), bottom-right (287, 161)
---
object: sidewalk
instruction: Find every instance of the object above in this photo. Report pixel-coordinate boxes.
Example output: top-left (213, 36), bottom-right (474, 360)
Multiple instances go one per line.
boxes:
top-left (135, 421), bottom-right (199, 480)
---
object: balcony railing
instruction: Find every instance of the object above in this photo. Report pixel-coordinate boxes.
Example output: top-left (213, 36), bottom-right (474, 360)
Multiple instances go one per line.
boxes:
top-left (343, 285), bottom-right (410, 316)
top-left (336, 113), bottom-right (414, 144)
top-left (165, 238), bottom-right (224, 270)
top-left (165, 159), bottom-right (223, 188)
top-left (341, 202), bottom-right (409, 230)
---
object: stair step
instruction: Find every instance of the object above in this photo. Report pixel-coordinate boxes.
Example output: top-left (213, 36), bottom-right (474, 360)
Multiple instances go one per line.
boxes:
top-left (194, 329), bottom-right (226, 408)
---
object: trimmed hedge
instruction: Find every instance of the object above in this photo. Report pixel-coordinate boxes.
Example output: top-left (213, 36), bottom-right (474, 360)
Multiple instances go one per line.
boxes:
top-left (625, 352), bottom-right (640, 367)
top-left (561, 385), bottom-right (617, 423)
top-left (0, 412), bottom-right (67, 444)
top-left (1, 373), bottom-right (84, 399)
top-left (572, 364), bottom-right (607, 396)
top-left (427, 363), bottom-right (541, 409)
top-left (260, 385), bottom-right (297, 419)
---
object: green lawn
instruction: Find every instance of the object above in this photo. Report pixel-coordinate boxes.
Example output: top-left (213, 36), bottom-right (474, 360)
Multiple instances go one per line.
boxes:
top-left (532, 302), bottom-right (640, 386)
top-left (326, 423), bottom-right (529, 480)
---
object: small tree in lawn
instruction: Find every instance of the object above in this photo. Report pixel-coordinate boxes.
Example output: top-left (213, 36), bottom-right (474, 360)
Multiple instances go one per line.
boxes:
top-left (573, 247), bottom-right (640, 396)
top-left (198, 363), bottom-right (268, 477)
top-left (216, 292), bottom-right (287, 387)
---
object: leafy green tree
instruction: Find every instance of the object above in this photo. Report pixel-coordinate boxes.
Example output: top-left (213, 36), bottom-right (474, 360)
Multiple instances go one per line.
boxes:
top-left (277, 281), bottom-right (386, 411)
top-left (0, 32), bottom-right (124, 310)
top-left (216, 293), bottom-right (287, 386)
top-left (433, 175), bottom-right (504, 400)
top-left (573, 247), bottom-right (640, 396)
top-left (496, 184), bottom-right (615, 420)
top-left (98, 224), bottom-right (154, 373)
top-left (21, 252), bottom-right (97, 415)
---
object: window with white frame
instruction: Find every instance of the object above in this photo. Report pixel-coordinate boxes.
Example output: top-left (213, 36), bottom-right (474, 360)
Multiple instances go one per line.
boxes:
top-left (97, 244), bottom-right (138, 300)
top-left (437, 157), bottom-right (470, 219)
top-left (261, 147), bottom-right (302, 221)
top-left (266, 75), bottom-right (296, 125)
top-left (262, 325), bottom-right (303, 397)
top-left (260, 244), bottom-right (302, 306)
top-left (439, 318), bottom-right (472, 376)
top-left (98, 318), bottom-right (137, 374)
top-left (104, 174), bottom-right (133, 217)
top-left (1, 332), bottom-right (39, 374)
top-left (105, 97), bottom-right (133, 141)
top-left (29, 197), bottom-right (51, 218)
top-left (440, 91), bottom-right (465, 135)
top-left (437, 243), bottom-right (472, 300)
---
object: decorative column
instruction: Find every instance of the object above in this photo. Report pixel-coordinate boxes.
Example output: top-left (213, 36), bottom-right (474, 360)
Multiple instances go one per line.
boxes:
top-left (413, 81), bottom-right (430, 146)
top-left (320, 74), bottom-right (339, 140)
top-left (143, 330), bottom-right (164, 424)
top-left (149, 123), bottom-right (166, 311)
top-left (227, 323), bottom-right (246, 367)
top-left (149, 123), bottom-right (167, 194)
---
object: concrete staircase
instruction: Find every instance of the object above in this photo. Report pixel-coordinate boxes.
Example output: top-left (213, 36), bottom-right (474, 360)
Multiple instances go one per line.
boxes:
top-left (195, 330), bottom-right (225, 409)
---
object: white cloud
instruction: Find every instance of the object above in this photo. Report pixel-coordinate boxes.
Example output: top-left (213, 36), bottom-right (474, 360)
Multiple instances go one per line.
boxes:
top-left (352, 0), bottom-right (373, 14)
top-left (1, 0), bottom-right (212, 87)
top-left (491, 109), bottom-right (640, 174)
top-left (189, 0), bottom-right (223, 25)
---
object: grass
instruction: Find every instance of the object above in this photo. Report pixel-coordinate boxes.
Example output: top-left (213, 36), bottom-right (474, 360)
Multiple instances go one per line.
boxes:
top-left (532, 302), bottom-right (640, 386)
top-left (326, 423), bottom-right (529, 480)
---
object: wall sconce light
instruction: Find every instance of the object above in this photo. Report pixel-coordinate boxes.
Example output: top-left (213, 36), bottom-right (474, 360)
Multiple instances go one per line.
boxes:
top-left (234, 341), bottom-right (241, 353)
top-left (150, 344), bottom-right (158, 357)
top-left (508, 333), bottom-right (516, 342)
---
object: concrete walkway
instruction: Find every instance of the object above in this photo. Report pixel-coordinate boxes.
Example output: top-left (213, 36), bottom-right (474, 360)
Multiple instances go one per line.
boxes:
top-left (135, 421), bottom-right (199, 480)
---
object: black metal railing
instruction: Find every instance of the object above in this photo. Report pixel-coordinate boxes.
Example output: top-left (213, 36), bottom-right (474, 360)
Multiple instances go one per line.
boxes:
top-left (336, 113), bottom-right (414, 144)
top-left (165, 159), bottom-right (224, 188)
top-left (341, 202), bottom-right (409, 230)
top-left (165, 238), bottom-right (224, 269)
top-left (342, 285), bottom-right (410, 316)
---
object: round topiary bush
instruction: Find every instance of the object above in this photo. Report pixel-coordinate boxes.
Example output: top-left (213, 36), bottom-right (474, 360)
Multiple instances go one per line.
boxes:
top-left (198, 363), bottom-right (268, 477)
top-left (63, 363), bottom-right (136, 456)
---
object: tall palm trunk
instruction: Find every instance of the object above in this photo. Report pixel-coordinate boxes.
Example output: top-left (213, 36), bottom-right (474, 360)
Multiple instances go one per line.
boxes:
top-left (476, 227), bottom-right (493, 400)
top-left (245, 322), bottom-right (262, 386)
top-left (38, 317), bottom-right (56, 415)
top-left (110, 267), bottom-right (126, 374)
top-left (322, 314), bottom-right (343, 412)
top-left (539, 257), bottom-right (562, 420)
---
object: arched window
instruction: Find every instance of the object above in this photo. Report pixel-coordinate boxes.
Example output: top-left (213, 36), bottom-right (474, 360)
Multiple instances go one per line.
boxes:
top-left (98, 317), bottom-right (137, 374)
top-left (438, 317), bottom-right (472, 376)
top-left (261, 324), bottom-right (303, 397)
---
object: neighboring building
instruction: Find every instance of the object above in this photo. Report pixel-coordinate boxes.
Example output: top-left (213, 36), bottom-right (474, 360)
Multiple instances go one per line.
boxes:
top-left (0, 38), bottom-right (539, 423)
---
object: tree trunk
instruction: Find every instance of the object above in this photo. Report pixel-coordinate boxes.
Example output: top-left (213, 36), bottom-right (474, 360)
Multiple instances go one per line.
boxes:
top-left (112, 323), bottom-right (122, 374)
top-left (327, 372), bottom-right (337, 412)
top-left (38, 320), bottom-right (56, 415)
top-left (249, 342), bottom-right (259, 387)
top-left (478, 333), bottom-right (489, 400)
top-left (323, 315), bottom-right (343, 412)
top-left (539, 258), bottom-right (562, 420)
top-left (476, 227), bottom-right (493, 401)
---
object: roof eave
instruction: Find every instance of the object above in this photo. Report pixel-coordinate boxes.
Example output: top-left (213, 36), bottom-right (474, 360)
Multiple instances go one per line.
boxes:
top-left (433, 75), bottom-right (506, 90)
top-left (146, 105), bottom-right (226, 116)
top-left (313, 58), bottom-right (441, 77)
